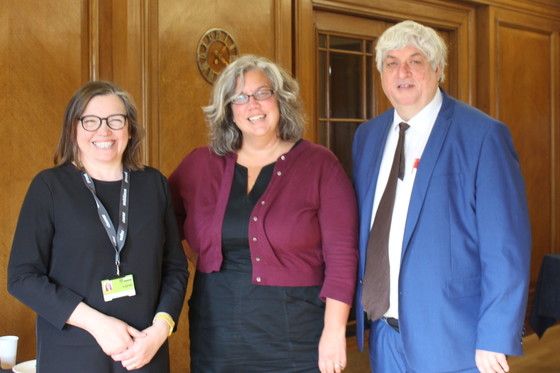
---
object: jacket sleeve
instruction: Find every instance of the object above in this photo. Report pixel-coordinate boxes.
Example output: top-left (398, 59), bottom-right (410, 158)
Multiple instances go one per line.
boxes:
top-left (474, 121), bottom-right (531, 355)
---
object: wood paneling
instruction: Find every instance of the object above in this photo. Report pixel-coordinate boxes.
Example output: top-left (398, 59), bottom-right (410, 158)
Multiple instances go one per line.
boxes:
top-left (476, 6), bottom-right (560, 301)
top-left (157, 0), bottom-right (284, 176)
top-left (1, 1), bottom-right (560, 372)
top-left (499, 25), bottom-right (552, 286)
top-left (0, 0), bottom-right (88, 362)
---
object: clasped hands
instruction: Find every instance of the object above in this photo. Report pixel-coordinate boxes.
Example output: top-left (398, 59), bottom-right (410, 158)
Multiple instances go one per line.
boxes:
top-left (91, 315), bottom-right (169, 370)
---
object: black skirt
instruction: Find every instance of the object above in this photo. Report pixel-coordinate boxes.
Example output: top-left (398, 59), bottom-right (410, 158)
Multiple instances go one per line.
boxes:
top-left (189, 269), bottom-right (323, 373)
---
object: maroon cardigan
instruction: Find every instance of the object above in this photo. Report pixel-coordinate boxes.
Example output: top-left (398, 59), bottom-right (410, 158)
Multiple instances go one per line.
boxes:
top-left (169, 140), bottom-right (358, 305)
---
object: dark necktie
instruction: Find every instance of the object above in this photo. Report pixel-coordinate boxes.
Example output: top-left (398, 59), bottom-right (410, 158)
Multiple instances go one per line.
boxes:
top-left (362, 122), bottom-right (410, 321)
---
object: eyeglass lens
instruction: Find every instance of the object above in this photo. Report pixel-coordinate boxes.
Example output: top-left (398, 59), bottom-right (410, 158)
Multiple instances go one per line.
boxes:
top-left (231, 90), bottom-right (274, 105)
top-left (80, 114), bottom-right (127, 131)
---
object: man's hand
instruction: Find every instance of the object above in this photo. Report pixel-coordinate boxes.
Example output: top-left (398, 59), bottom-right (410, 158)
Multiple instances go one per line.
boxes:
top-left (475, 349), bottom-right (509, 373)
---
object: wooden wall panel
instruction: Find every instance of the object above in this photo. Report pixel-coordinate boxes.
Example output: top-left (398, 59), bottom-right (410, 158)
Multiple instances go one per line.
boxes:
top-left (498, 24), bottom-right (552, 286)
top-left (1, 1), bottom-right (560, 372)
top-left (478, 7), bottom-right (560, 296)
top-left (0, 0), bottom-right (88, 362)
top-left (157, 0), bottom-right (283, 177)
top-left (95, 0), bottom-right (150, 162)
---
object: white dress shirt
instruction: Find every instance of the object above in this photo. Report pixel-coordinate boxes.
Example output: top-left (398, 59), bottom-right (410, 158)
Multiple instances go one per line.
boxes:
top-left (370, 88), bottom-right (442, 319)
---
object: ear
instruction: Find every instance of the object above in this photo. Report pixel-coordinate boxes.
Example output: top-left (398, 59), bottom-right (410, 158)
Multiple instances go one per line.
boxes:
top-left (433, 63), bottom-right (442, 80)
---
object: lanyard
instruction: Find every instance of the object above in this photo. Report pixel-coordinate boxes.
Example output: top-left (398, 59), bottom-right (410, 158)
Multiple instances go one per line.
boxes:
top-left (81, 169), bottom-right (130, 276)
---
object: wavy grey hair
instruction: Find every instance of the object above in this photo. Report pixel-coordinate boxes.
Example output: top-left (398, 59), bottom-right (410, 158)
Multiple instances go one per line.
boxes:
top-left (376, 20), bottom-right (447, 83)
top-left (204, 55), bottom-right (305, 156)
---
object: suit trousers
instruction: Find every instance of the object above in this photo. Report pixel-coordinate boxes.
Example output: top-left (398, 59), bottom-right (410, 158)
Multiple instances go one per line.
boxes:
top-left (368, 320), bottom-right (479, 373)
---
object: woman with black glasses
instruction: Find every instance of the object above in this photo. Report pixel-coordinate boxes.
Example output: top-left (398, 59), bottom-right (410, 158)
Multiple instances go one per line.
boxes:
top-left (8, 80), bottom-right (188, 373)
top-left (169, 55), bottom-right (358, 373)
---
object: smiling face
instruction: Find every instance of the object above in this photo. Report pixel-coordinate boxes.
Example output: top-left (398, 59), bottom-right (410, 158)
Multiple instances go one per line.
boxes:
top-left (381, 45), bottom-right (441, 121)
top-left (76, 94), bottom-right (130, 172)
top-left (231, 69), bottom-right (280, 143)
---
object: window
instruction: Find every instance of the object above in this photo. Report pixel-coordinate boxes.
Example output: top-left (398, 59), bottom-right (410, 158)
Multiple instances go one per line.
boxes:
top-left (317, 32), bottom-right (377, 177)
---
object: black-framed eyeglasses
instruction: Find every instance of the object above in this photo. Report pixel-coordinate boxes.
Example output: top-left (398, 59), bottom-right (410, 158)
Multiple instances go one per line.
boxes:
top-left (79, 114), bottom-right (128, 132)
top-left (230, 89), bottom-right (274, 105)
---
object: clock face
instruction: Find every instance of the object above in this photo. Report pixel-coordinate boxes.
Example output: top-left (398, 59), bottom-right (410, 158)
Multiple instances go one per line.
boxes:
top-left (197, 28), bottom-right (239, 84)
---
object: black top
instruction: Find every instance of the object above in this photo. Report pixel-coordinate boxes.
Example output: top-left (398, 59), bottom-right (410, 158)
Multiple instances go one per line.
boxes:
top-left (8, 163), bottom-right (188, 373)
top-left (221, 162), bottom-right (274, 270)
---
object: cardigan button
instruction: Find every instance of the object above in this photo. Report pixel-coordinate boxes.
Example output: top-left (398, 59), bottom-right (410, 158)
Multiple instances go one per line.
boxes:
top-left (253, 216), bottom-right (258, 222)
top-left (261, 200), bottom-right (266, 205)
top-left (256, 276), bottom-right (262, 282)
top-left (280, 155), bottom-right (286, 161)
top-left (277, 171), bottom-right (282, 176)
top-left (255, 257), bottom-right (261, 262)
top-left (252, 237), bottom-right (257, 242)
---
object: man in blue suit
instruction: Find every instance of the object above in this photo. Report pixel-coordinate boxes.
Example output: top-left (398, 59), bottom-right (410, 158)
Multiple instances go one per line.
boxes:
top-left (353, 20), bottom-right (531, 373)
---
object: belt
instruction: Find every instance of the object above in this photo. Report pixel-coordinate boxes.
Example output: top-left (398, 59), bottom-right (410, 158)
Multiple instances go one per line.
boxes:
top-left (383, 317), bottom-right (399, 333)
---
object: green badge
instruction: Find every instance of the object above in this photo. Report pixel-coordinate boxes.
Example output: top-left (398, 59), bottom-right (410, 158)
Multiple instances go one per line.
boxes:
top-left (101, 274), bottom-right (136, 302)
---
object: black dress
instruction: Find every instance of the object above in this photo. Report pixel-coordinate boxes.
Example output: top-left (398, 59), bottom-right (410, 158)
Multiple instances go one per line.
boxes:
top-left (8, 164), bottom-right (188, 373)
top-left (189, 163), bottom-right (324, 373)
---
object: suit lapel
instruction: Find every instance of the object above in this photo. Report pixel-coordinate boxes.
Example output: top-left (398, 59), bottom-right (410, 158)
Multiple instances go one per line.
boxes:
top-left (401, 91), bottom-right (455, 256)
top-left (361, 117), bottom-right (392, 216)
top-left (355, 115), bottom-right (392, 276)
top-left (361, 115), bottom-right (393, 227)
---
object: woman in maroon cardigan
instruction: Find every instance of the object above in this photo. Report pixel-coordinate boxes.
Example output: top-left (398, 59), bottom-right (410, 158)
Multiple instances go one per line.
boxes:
top-left (169, 55), bottom-right (358, 373)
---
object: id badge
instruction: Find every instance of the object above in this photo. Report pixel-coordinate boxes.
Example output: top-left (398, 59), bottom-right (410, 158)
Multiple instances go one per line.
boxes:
top-left (101, 274), bottom-right (136, 302)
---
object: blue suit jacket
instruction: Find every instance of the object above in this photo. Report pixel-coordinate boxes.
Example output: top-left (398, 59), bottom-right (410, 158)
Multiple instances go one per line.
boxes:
top-left (352, 90), bottom-right (531, 372)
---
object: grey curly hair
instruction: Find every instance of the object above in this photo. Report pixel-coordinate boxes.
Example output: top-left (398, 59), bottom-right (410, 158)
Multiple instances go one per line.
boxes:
top-left (203, 55), bottom-right (305, 156)
top-left (376, 20), bottom-right (447, 83)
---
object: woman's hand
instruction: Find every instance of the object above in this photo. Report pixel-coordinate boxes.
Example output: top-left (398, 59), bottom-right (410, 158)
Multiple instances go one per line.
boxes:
top-left (318, 324), bottom-right (347, 373)
top-left (66, 302), bottom-right (145, 356)
top-left (111, 318), bottom-right (170, 370)
top-left (318, 298), bottom-right (350, 373)
top-left (89, 315), bottom-right (145, 356)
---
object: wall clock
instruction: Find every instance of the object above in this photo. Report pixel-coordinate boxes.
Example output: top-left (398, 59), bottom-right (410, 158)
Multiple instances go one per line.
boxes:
top-left (196, 28), bottom-right (239, 84)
